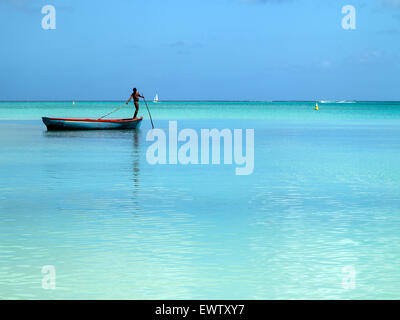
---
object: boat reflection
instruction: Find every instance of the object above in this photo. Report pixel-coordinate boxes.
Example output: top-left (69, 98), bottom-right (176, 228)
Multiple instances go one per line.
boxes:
top-left (131, 130), bottom-right (141, 212)
top-left (42, 129), bottom-right (143, 214)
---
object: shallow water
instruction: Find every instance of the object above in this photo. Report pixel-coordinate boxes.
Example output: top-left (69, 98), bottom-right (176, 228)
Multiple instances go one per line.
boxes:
top-left (1, 101), bottom-right (400, 299)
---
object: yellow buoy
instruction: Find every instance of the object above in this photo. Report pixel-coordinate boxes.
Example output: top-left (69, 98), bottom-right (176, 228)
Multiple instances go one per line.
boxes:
top-left (315, 103), bottom-right (319, 110)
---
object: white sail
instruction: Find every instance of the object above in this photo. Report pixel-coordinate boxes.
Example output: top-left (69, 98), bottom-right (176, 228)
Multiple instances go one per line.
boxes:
top-left (153, 93), bottom-right (159, 103)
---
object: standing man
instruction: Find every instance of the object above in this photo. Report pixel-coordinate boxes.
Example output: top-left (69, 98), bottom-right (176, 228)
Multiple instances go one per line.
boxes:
top-left (126, 88), bottom-right (144, 119)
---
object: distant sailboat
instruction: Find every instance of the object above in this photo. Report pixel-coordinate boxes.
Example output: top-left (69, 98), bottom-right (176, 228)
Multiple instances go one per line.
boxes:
top-left (153, 93), bottom-right (159, 103)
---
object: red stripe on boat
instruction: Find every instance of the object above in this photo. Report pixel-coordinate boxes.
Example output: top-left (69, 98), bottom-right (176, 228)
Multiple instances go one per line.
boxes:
top-left (47, 117), bottom-right (143, 123)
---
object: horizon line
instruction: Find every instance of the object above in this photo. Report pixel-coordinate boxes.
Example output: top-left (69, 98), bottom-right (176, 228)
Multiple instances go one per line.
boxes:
top-left (1, 100), bottom-right (400, 103)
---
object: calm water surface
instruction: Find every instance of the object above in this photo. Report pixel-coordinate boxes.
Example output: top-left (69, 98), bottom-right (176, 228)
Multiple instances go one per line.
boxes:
top-left (1, 101), bottom-right (400, 299)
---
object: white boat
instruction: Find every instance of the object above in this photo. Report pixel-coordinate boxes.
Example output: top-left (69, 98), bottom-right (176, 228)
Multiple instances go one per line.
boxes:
top-left (153, 93), bottom-right (159, 103)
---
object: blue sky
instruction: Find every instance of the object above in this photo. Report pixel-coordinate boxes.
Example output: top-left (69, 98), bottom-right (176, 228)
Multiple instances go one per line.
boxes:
top-left (0, 0), bottom-right (399, 100)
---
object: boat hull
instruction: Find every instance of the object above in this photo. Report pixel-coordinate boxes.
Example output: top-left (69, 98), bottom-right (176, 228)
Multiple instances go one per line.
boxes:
top-left (42, 117), bottom-right (143, 131)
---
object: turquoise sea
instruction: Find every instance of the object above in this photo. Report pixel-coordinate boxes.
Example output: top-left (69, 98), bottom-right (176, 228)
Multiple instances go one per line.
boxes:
top-left (1, 101), bottom-right (400, 299)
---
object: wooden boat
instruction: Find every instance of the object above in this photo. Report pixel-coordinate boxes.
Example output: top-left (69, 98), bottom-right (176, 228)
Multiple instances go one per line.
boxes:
top-left (42, 117), bottom-right (143, 131)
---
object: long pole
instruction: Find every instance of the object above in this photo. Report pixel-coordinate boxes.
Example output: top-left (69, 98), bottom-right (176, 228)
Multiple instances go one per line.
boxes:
top-left (98, 103), bottom-right (126, 120)
top-left (143, 96), bottom-right (155, 129)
